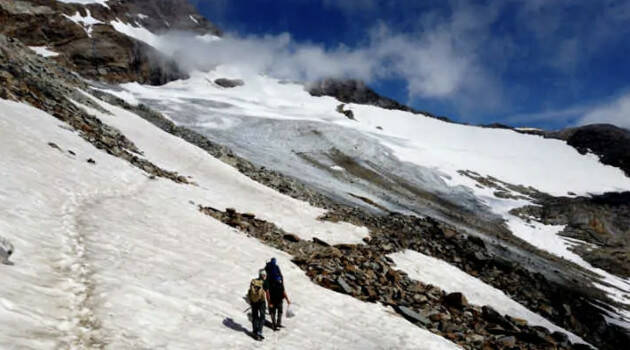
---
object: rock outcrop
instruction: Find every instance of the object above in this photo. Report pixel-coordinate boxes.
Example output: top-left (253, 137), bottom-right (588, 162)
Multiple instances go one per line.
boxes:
top-left (198, 205), bottom-right (627, 349)
top-left (546, 124), bottom-right (630, 177)
top-left (0, 0), bottom-right (222, 85)
top-left (307, 78), bottom-right (442, 119)
top-left (0, 34), bottom-right (189, 184)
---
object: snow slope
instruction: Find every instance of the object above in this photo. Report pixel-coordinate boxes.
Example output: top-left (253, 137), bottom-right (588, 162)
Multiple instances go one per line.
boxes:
top-left (117, 68), bottom-right (630, 197)
top-left (0, 97), bottom-right (459, 349)
top-left (389, 250), bottom-right (589, 346)
top-left (109, 68), bottom-right (630, 322)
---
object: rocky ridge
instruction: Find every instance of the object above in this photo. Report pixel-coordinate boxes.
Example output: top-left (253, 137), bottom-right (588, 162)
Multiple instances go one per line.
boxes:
top-left (198, 205), bottom-right (619, 349)
top-left (0, 34), bottom-right (189, 184)
top-left (0, 0), bottom-right (221, 84)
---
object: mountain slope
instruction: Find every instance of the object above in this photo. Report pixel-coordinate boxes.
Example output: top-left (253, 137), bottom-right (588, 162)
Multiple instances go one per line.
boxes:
top-left (2, 1), bottom-right (630, 349)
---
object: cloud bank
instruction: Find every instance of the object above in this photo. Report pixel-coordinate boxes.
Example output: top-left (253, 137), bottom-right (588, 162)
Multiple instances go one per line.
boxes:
top-left (177, 0), bottom-right (630, 128)
top-left (156, 1), bottom-right (501, 114)
top-left (579, 93), bottom-right (630, 130)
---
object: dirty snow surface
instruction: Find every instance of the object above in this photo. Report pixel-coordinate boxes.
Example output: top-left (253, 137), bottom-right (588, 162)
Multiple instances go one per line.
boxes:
top-left (389, 250), bottom-right (589, 345)
top-left (0, 98), bottom-right (459, 349)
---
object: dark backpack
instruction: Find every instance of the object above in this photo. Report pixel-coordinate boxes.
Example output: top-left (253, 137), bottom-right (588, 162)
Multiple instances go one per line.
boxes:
top-left (269, 280), bottom-right (285, 304)
top-left (265, 262), bottom-right (283, 283)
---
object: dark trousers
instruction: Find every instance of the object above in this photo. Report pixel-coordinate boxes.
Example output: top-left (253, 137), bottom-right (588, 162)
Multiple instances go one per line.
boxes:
top-left (251, 301), bottom-right (266, 336)
top-left (269, 301), bottom-right (283, 328)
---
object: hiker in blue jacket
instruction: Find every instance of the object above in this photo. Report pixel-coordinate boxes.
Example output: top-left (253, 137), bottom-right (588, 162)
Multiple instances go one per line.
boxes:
top-left (265, 258), bottom-right (291, 330)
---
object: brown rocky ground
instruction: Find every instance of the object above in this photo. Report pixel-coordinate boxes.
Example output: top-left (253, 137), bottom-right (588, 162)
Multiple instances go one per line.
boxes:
top-left (198, 206), bottom-right (603, 350)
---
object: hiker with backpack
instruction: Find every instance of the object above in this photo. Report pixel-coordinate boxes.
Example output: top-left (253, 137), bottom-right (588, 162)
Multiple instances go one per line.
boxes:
top-left (247, 269), bottom-right (269, 341)
top-left (265, 258), bottom-right (291, 330)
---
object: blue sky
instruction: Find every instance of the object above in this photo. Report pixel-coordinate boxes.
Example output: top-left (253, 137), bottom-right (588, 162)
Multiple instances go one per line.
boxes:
top-left (190, 0), bottom-right (630, 130)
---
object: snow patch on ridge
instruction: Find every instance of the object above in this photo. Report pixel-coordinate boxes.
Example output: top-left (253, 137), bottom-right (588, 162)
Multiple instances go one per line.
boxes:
top-left (64, 10), bottom-right (103, 37)
top-left (56, 0), bottom-right (110, 8)
top-left (29, 46), bottom-right (59, 58)
top-left (110, 20), bottom-right (161, 48)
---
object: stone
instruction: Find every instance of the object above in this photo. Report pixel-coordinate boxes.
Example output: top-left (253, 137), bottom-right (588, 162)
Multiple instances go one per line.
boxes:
top-left (442, 228), bottom-right (457, 239)
top-left (468, 334), bottom-right (485, 344)
top-left (214, 78), bottom-right (244, 88)
top-left (87, 158), bottom-right (96, 164)
top-left (242, 212), bottom-right (256, 219)
top-left (337, 276), bottom-right (354, 294)
top-left (486, 324), bottom-right (505, 334)
top-left (551, 331), bottom-right (569, 347)
top-left (444, 292), bottom-right (468, 309)
top-left (395, 306), bottom-right (431, 327)
top-left (496, 336), bottom-right (516, 347)
top-left (313, 237), bottom-right (330, 246)
top-left (413, 294), bottom-right (428, 304)
top-left (282, 233), bottom-right (300, 242)
top-left (482, 306), bottom-right (506, 325)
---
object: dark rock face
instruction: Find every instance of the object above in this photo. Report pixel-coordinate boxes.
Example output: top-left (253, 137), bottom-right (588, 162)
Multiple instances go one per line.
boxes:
top-left (335, 103), bottom-right (355, 120)
top-left (307, 78), bottom-right (439, 118)
top-left (110, 0), bottom-right (222, 35)
top-left (512, 191), bottom-right (630, 278)
top-left (58, 25), bottom-right (187, 85)
top-left (548, 124), bottom-right (630, 177)
top-left (0, 0), bottom-right (220, 85)
top-left (214, 78), bottom-right (244, 88)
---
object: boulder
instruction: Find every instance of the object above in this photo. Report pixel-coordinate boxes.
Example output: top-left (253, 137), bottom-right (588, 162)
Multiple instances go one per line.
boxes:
top-left (444, 292), bottom-right (468, 309)
top-left (282, 233), bottom-right (300, 242)
top-left (214, 78), bottom-right (244, 88)
top-left (496, 335), bottom-right (516, 347)
top-left (394, 305), bottom-right (431, 327)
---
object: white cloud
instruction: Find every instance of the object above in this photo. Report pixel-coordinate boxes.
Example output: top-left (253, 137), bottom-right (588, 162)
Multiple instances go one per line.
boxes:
top-left (503, 92), bottom-right (630, 130)
top-left (152, 1), bottom-right (501, 114)
top-left (579, 93), bottom-right (630, 129)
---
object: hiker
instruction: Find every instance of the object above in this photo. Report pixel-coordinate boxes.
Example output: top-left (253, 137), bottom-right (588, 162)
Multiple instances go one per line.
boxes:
top-left (265, 257), bottom-right (283, 285)
top-left (265, 258), bottom-right (290, 330)
top-left (247, 269), bottom-right (269, 341)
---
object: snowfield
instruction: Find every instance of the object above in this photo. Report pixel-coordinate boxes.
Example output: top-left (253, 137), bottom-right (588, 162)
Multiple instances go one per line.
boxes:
top-left (0, 98), bottom-right (459, 349)
top-left (389, 250), bottom-right (589, 346)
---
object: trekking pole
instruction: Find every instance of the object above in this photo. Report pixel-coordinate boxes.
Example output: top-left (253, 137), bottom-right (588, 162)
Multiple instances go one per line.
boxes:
top-left (243, 306), bottom-right (251, 313)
